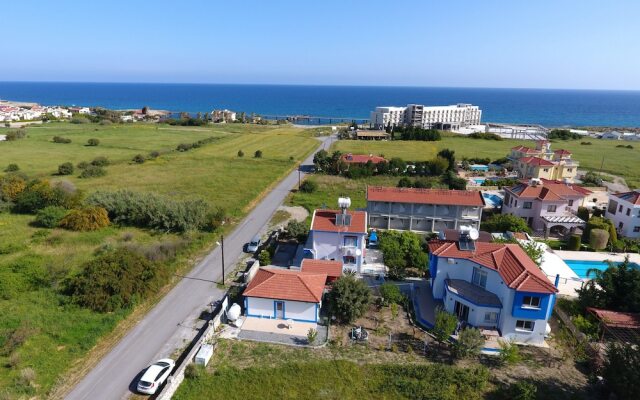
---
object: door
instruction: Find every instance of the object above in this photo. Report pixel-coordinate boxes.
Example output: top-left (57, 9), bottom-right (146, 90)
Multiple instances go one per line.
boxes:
top-left (275, 301), bottom-right (285, 319)
top-left (454, 301), bottom-right (469, 322)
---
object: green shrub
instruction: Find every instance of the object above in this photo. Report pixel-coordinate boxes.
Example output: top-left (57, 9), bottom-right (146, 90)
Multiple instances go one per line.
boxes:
top-left (577, 206), bottom-right (590, 222)
top-left (80, 165), bottom-right (106, 178)
top-left (328, 275), bottom-right (372, 323)
top-left (132, 154), bottom-right (145, 164)
top-left (67, 248), bottom-right (168, 312)
top-left (237, 150), bottom-right (244, 157)
top-left (13, 179), bottom-right (80, 213)
top-left (454, 327), bottom-right (484, 359)
top-left (57, 162), bottom-right (74, 175)
top-left (0, 174), bottom-right (27, 201)
top-left (378, 283), bottom-right (404, 306)
top-left (5, 163), bottom-right (20, 172)
top-left (87, 138), bottom-right (100, 146)
top-left (5, 129), bottom-right (26, 141)
top-left (284, 219), bottom-right (308, 241)
top-left (90, 156), bottom-right (110, 166)
top-left (299, 179), bottom-right (317, 193)
top-left (482, 213), bottom-right (532, 233)
top-left (34, 206), bottom-right (68, 228)
top-left (379, 230), bottom-right (428, 280)
top-left (432, 307), bottom-right (457, 343)
top-left (59, 206), bottom-right (110, 231)
top-left (177, 143), bottom-right (193, 152)
top-left (498, 339), bottom-right (521, 365)
top-left (52, 136), bottom-right (72, 143)
top-left (500, 381), bottom-right (537, 400)
top-left (258, 249), bottom-right (271, 265)
top-left (567, 234), bottom-right (582, 251)
top-left (307, 328), bottom-right (318, 345)
top-left (589, 228), bottom-right (609, 250)
top-left (254, 150), bottom-right (263, 158)
top-left (77, 161), bottom-right (89, 169)
top-left (184, 363), bottom-right (203, 380)
top-left (70, 116), bottom-right (90, 124)
top-left (149, 151), bottom-right (160, 159)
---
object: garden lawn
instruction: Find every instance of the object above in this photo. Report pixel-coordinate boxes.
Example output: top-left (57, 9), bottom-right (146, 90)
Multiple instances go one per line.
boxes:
top-left (332, 136), bottom-right (640, 188)
top-left (0, 122), bottom-right (319, 397)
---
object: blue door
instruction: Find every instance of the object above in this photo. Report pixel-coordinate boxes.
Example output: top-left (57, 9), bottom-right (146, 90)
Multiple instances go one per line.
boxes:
top-left (275, 301), bottom-right (285, 319)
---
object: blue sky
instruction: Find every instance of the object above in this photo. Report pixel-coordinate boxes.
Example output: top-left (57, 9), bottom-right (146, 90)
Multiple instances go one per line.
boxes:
top-left (1, 0), bottom-right (639, 90)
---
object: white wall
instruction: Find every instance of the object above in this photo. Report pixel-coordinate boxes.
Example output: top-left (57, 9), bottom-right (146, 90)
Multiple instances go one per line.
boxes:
top-left (311, 230), bottom-right (366, 271)
top-left (246, 297), bottom-right (275, 319)
top-left (246, 297), bottom-right (319, 322)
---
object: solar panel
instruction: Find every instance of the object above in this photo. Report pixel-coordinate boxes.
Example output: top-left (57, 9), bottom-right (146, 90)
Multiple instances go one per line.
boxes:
top-left (458, 237), bottom-right (476, 251)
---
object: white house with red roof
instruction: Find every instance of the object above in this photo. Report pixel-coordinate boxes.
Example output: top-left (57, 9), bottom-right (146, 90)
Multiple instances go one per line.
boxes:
top-left (510, 140), bottom-right (579, 182)
top-left (366, 186), bottom-right (484, 233)
top-left (502, 179), bottom-right (590, 237)
top-left (428, 234), bottom-right (559, 346)
top-left (605, 190), bottom-right (640, 238)
top-left (304, 198), bottom-right (368, 273)
top-left (243, 268), bottom-right (326, 323)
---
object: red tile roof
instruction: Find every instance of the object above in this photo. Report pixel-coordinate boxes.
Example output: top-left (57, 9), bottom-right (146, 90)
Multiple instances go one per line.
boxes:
top-left (519, 156), bottom-right (555, 166)
top-left (587, 307), bottom-right (640, 329)
top-left (301, 259), bottom-right (343, 278)
top-left (244, 268), bottom-right (326, 303)
top-left (507, 180), bottom-right (590, 201)
top-left (554, 149), bottom-right (572, 155)
top-left (311, 209), bottom-right (367, 233)
top-left (511, 145), bottom-right (538, 153)
top-left (367, 186), bottom-right (485, 207)
top-left (612, 190), bottom-right (640, 205)
top-left (341, 153), bottom-right (387, 164)
top-left (428, 240), bottom-right (557, 294)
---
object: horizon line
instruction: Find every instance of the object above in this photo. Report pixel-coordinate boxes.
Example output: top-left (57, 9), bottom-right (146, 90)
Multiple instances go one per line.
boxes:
top-left (1, 80), bottom-right (639, 93)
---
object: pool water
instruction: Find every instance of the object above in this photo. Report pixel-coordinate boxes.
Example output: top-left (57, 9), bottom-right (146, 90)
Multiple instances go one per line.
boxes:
top-left (473, 178), bottom-right (486, 184)
top-left (564, 259), bottom-right (640, 279)
top-left (482, 193), bottom-right (503, 207)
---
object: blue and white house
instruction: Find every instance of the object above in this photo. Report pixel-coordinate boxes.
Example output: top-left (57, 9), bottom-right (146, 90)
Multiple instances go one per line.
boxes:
top-left (428, 229), bottom-right (559, 346)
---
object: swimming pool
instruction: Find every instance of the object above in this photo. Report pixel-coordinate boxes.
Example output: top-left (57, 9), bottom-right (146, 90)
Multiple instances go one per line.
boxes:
top-left (563, 259), bottom-right (640, 279)
top-left (482, 192), bottom-right (503, 207)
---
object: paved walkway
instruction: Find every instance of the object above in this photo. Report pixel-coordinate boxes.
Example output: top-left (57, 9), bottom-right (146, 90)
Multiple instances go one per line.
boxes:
top-left (409, 280), bottom-right (439, 329)
top-left (238, 324), bottom-right (328, 347)
top-left (554, 250), bottom-right (640, 264)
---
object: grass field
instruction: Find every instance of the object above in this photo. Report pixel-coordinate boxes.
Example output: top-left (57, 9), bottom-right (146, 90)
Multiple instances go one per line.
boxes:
top-left (0, 122), bottom-right (319, 398)
top-left (332, 136), bottom-right (640, 188)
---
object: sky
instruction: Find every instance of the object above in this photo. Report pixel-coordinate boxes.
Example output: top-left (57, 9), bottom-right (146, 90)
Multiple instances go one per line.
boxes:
top-left (1, 0), bottom-right (639, 90)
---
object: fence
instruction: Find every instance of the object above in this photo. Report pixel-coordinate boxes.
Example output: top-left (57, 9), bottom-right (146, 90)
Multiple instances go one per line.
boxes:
top-left (243, 260), bottom-right (260, 284)
top-left (156, 295), bottom-right (228, 400)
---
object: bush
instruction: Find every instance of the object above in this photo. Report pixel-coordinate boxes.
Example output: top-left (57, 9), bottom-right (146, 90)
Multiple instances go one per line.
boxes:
top-left (5, 163), bottom-right (19, 172)
top-left (307, 328), bottom-right (318, 345)
top-left (498, 339), bottom-right (521, 365)
top-left (299, 179), bottom-right (317, 193)
top-left (567, 234), bottom-right (582, 251)
top-left (34, 206), bottom-right (68, 228)
top-left (132, 154), bottom-right (145, 164)
top-left (577, 206), bottom-right (590, 222)
top-left (432, 307), bottom-right (457, 343)
top-left (258, 250), bottom-right (271, 265)
top-left (177, 143), bottom-right (193, 152)
top-left (482, 213), bottom-right (532, 234)
top-left (500, 381), bottom-right (537, 400)
top-left (602, 343), bottom-right (640, 400)
top-left (237, 150), bottom-right (244, 157)
top-left (67, 248), bottom-right (168, 312)
top-left (99, 119), bottom-right (112, 126)
top-left (5, 129), bottom-right (27, 141)
top-left (254, 150), bottom-right (263, 158)
top-left (284, 219), bottom-right (308, 241)
top-left (378, 283), bottom-right (404, 306)
top-left (87, 138), bottom-right (100, 146)
top-left (57, 162), bottom-right (74, 175)
top-left (379, 230), bottom-right (428, 280)
top-left (91, 156), bottom-right (110, 166)
top-left (59, 206), bottom-right (110, 231)
top-left (70, 116), bottom-right (90, 124)
top-left (13, 179), bottom-right (80, 213)
top-left (589, 228), bottom-right (609, 250)
top-left (52, 136), bottom-right (72, 143)
top-left (184, 363), bottom-right (203, 380)
top-left (80, 165), bottom-right (106, 178)
top-left (454, 327), bottom-right (484, 358)
top-left (149, 151), bottom-right (160, 159)
top-left (86, 190), bottom-right (213, 232)
top-left (0, 174), bottom-right (27, 202)
top-left (547, 129), bottom-right (581, 140)
top-left (469, 132), bottom-right (503, 140)
top-left (581, 171), bottom-right (603, 186)
top-left (77, 161), bottom-right (89, 169)
top-left (328, 275), bottom-right (372, 323)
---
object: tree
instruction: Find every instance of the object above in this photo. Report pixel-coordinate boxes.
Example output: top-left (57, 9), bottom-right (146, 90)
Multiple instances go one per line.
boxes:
top-left (5, 163), bottom-right (19, 172)
top-left (299, 179), bottom-right (317, 193)
top-left (481, 213), bottom-right (532, 234)
top-left (602, 343), bottom-right (640, 400)
top-left (432, 307), bottom-right (457, 344)
top-left (328, 275), bottom-right (372, 323)
top-left (577, 257), bottom-right (640, 312)
top-left (567, 234), bottom-right (581, 251)
top-left (437, 148), bottom-right (456, 171)
top-left (589, 228), bottom-right (609, 250)
top-left (254, 150), bottom-right (263, 158)
top-left (576, 206), bottom-right (590, 222)
top-left (379, 231), bottom-right (428, 280)
top-left (378, 283), bottom-right (404, 306)
top-left (284, 219), bottom-right (308, 241)
top-left (237, 150), bottom-right (244, 157)
top-left (59, 206), bottom-right (110, 231)
top-left (454, 327), bottom-right (484, 359)
top-left (87, 138), bottom-right (100, 146)
top-left (580, 171), bottom-right (603, 186)
top-left (58, 162), bottom-right (74, 175)
top-left (518, 240), bottom-right (545, 266)
top-left (257, 250), bottom-right (271, 265)
top-left (442, 170), bottom-right (467, 190)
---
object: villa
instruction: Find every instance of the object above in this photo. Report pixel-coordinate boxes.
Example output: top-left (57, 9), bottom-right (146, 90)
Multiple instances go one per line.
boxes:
top-left (428, 229), bottom-right (559, 346)
top-left (304, 198), bottom-right (368, 273)
top-left (340, 153), bottom-right (387, 165)
top-left (366, 186), bottom-right (484, 233)
top-left (502, 179), bottom-right (590, 237)
top-left (510, 140), bottom-right (579, 182)
top-left (605, 190), bottom-right (640, 238)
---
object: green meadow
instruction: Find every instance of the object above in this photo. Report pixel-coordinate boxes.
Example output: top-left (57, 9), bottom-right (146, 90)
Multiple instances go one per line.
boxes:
top-left (332, 135), bottom-right (640, 188)
top-left (0, 122), bottom-right (318, 398)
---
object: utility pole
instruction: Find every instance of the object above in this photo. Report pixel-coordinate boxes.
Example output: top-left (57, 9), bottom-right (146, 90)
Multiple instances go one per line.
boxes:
top-left (217, 235), bottom-right (225, 285)
top-left (298, 164), bottom-right (301, 190)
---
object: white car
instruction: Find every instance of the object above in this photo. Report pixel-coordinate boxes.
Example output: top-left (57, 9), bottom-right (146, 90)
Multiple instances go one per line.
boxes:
top-left (246, 235), bottom-right (261, 253)
top-left (137, 358), bottom-right (175, 395)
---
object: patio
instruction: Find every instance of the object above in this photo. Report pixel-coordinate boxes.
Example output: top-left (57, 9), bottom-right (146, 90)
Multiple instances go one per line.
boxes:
top-left (236, 317), bottom-right (328, 346)
top-left (361, 248), bottom-right (386, 275)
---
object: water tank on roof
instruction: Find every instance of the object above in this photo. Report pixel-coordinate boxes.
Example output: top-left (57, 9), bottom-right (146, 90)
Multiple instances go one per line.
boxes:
top-left (338, 197), bottom-right (351, 209)
top-left (227, 303), bottom-right (241, 322)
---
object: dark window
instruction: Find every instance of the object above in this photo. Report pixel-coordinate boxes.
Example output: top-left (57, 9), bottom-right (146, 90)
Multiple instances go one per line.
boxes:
top-left (523, 202), bottom-right (532, 209)
top-left (608, 200), bottom-right (619, 215)
top-left (343, 256), bottom-right (356, 264)
top-left (634, 226), bottom-right (640, 233)
top-left (516, 320), bottom-right (535, 332)
top-left (619, 205), bottom-right (624, 212)
top-left (568, 200), bottom-right (574, 206)
top-left (547, 205), bottom-right (557, 212)
top-left (522, 296), bottom-right (541, 308)
top-left (627, 208), bottom-right (631, 216)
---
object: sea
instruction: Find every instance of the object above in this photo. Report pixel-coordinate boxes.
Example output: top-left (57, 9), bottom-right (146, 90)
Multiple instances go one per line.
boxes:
top-left (2, 81), bottom-right (640, 127)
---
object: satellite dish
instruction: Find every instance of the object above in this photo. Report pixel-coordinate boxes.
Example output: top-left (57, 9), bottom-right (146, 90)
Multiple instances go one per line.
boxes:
top-left (355, 249), bottom-right (362, 256)
top-left (468, 228), bottom-right (480, 241)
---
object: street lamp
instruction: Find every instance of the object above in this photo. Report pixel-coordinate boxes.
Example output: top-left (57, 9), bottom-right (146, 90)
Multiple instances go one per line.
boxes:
top-left (215, 235), bottom-right (225, 285)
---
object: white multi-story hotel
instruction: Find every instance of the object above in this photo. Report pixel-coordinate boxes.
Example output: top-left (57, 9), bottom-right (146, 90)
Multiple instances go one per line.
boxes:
top-left (370, 103), bottom-right (481, 130)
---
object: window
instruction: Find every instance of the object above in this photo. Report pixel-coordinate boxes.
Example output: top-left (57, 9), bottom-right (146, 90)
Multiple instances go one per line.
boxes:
top-left (619, 205), bottom-right (624, 212)
top-left (547, 205), bottom-right (557, 212)
top-left (568, 200), bottom-right (574, 206)
top-left (514, 200), bottom-right (518, 207)
top-left (608, 200), bottom-right (619, 215)
top-left (567, 168), bottom-right (573, 172)
top-left (523, 202), bottom-right (532, 209)
top-left (619, 222), bottom-right (624, 229)
top-left (522, 296), bottom-right (541, 308)
top-left (516, 320), bottom-right (535, 332)
top-left (472, 268), bottom-right (488, 288)
top-left (543, 168), bottom-right (549, 172)
top-left (484, 312), bottom-right (498, 324)
top-left (634, 226), bottom-right (640, 233)
top-left (343, 236), bottom-right (357, 247)
top-left (343, 256), bottom-right (356, 265)
top-left (627, 209), bottom-right (631, 216)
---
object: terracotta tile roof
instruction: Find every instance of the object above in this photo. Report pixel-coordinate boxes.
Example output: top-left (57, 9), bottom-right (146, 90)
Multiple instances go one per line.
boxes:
top-left (428, 240), bottom-right (558, 294)
top-left (507, 180), bottom-right (590, 201)
top-left (612, 190), bottom-right (640, 205)
top-left (519, 156), bottom-right (555, 166)
top-left (341, 153), bottom-right (387, 164)
top-left (511, 145), bottom-right (538, 153)
top-left (311, 209), bottom-right (367, 233)
top-left (554, 149), bottom-right (572, 155)
top-left (367, 186), bottom-right (485, 207)
top-left (587, 307), bottom-right (640, 329)
top-left (301, 259), bottom-right (343, 278)
top-left (243, 268), bottom-right (326, 303)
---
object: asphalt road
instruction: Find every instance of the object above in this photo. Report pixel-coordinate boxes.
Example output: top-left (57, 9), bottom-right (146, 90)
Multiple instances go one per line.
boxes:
top-left (66, 135), bottom-right (333, 400)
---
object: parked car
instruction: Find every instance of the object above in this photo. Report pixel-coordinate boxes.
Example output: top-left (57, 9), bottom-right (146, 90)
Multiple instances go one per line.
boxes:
top-left (246, 234), bottom-right (261, 253)
top-left (137, 358), bottom-right (175, 395)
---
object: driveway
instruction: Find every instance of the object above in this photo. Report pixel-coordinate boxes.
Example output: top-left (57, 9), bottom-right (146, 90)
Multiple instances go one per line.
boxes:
top-left (65, 135), bottom-right (334, 400)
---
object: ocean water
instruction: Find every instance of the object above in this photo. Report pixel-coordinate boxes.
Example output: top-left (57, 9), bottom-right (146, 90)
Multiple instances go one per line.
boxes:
top-left (2, 82), bottom-right (640, 127)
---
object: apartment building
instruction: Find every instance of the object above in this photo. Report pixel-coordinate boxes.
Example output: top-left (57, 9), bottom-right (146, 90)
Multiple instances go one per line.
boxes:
top-left (605, 190), bottom-right (640, 238)
top-left (370, 103), bottom-right (481, 130)
top-left (366, 186), bottom-right (484, 233)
